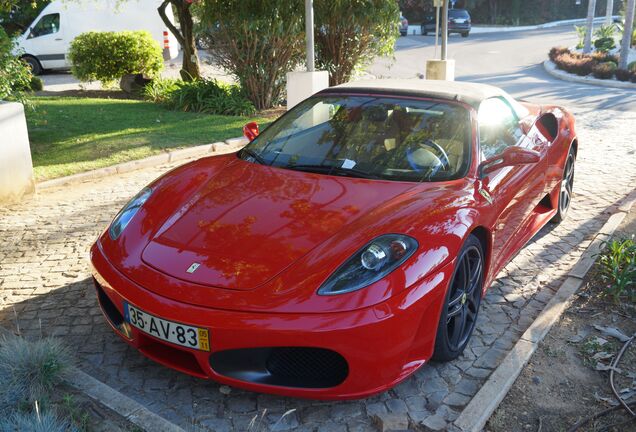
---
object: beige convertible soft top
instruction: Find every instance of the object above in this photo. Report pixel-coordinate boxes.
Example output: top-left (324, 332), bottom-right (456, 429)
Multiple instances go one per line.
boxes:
top-left (320, 79), bottom-right (512, 111)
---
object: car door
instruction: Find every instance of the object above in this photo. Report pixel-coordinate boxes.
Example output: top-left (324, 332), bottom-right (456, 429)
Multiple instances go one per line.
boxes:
top-left (23, 12), bottom-right (67, 69)
top-left (477, 97), bottom-right (547, 271)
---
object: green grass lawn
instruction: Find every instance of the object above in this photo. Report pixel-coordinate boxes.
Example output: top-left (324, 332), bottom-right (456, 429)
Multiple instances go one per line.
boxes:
top-left (27, 97), bottom-right (271, 181)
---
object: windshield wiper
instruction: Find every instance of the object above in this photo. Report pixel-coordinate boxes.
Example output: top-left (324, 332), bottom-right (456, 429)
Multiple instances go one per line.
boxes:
top-left (240, 148), bottom-right (267, 165)
top-left (287, 164), bottom-right (382, 180)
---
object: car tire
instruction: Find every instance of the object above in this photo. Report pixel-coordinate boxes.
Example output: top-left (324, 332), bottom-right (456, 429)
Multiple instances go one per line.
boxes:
top-left (22, 55), bottom-right (43, 75)
top-left (551, 147), bottom-right (576, 224)
top-left (421, 27), bottom-right (428, 36)
top-left (432, 234), bottom-right (484, 362)
top-left (461, 32), bottom-right (469, 38)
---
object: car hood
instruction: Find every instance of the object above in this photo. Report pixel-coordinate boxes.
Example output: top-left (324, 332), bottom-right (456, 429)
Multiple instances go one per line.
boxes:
top-left (141, 158), bottom-right (416, 291)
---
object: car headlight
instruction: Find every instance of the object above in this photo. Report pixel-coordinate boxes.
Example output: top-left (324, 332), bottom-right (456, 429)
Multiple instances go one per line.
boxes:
top-left (108, 187), bottom-right (152, 240)
top-left (318, 234), bottom-right (418, 296)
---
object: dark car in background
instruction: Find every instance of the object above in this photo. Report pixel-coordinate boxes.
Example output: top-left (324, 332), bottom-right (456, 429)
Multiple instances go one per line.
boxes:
top-left (421, 8), bottom-right (471, 38)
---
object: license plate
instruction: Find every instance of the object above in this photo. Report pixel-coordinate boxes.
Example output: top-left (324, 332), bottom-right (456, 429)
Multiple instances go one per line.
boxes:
top-left (124, 302), bottom-right (210, 352)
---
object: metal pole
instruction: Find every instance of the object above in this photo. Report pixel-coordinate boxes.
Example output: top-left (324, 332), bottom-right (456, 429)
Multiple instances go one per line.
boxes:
top-left (583, 0), bottom-right (596, 54)
top-left (605, 0), bottom-right (614, 25)
top-left (441, 0), bottom-right (448, 60)
top-left (619, 0), bottom-right (635, 69)
top-left (305, 0), bottom-right (315, 72)
top-left (434, 3), bottom-right (440, 59)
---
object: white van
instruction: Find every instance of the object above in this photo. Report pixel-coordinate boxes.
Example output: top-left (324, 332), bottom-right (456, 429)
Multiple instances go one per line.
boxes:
top-left (13, 0), bottom-right (179, 74)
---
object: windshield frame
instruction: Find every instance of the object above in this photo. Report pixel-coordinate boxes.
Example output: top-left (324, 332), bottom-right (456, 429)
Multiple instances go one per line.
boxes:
top-left (238, 93), bottom-right (476, 183)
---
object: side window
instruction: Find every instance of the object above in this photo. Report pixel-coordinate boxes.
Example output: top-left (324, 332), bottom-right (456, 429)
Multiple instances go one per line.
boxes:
top-left (478, 97), bottom-right (523, 160)
top-left (29, 13), bottom-right (60, 39)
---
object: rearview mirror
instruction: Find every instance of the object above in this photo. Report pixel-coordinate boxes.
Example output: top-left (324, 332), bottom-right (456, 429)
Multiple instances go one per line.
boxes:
top-left (243, 122), bottom-right (259, 141)
top-left (479, 146), bottom-right (540, 178)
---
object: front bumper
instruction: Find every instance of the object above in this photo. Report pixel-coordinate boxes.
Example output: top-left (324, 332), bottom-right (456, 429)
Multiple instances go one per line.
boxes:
top-left (90, 243), bottom-right (453, 400)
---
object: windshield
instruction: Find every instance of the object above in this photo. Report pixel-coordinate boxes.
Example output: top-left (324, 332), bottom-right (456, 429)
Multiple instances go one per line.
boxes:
top-left (449, 10), bottom-right (470, 19)
top-left (239, 95), bottom-right (472, 183)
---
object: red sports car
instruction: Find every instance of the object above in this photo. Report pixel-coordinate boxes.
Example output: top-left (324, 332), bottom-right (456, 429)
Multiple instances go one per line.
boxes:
top-left (91, 80), bottom-right (577, 400)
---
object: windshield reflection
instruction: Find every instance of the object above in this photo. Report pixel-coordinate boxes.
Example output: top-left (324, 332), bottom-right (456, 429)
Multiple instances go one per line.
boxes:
top-left (240, 96), bottom-right (472, 183)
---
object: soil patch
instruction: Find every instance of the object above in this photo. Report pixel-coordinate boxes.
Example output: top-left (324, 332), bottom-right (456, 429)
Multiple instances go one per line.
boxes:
top-left (487, 209), bottom-right (636, 432)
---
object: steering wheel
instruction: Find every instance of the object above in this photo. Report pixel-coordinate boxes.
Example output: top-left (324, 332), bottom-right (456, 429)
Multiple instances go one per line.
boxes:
top-left (406, 139), bottom-right (451, 174)
top-left (420, 139), bottom-right (450, 170)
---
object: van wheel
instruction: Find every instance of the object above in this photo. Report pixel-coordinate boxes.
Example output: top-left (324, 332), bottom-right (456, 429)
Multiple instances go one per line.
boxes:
top-left (461, 32), bottom-right (470, 38)
top-left (22, 55), bottom-right (43, 75)
top-left (421, 27), bottom-right (428, 36)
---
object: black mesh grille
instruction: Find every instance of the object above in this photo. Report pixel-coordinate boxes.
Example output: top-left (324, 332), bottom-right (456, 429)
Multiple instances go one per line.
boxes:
top-left (210, 347), bottom-right (349, 388)
top-left (266, 347), bottom-right (348, 384)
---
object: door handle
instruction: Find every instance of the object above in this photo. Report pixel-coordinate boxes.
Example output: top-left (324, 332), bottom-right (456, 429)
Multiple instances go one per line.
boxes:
top-left (55, 38), bottom-right (63, 41)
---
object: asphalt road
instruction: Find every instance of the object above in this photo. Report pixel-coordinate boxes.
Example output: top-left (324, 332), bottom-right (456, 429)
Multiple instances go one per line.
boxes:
top-left (369, 25), bottom-right (636, 112)
top-left (41, 25), bottom-right (635, 112)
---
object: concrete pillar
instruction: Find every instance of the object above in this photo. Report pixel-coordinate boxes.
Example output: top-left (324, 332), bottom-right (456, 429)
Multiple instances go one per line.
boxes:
top-left (426, 59), bottom-right (456, 80)
top-left (0, 102), bottom-right (35, 203)
top-left (286, 71), bottom-right (330, 110)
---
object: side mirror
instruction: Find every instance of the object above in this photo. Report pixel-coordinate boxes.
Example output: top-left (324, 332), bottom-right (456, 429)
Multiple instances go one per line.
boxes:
top-left (479, 146), bottom-right (540, 178)
top-left (243, 122), bottom-right (259, 141)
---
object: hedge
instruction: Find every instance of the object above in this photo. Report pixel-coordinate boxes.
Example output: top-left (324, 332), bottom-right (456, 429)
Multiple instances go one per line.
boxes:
top-left (68, 30), bottom-right (163, 84)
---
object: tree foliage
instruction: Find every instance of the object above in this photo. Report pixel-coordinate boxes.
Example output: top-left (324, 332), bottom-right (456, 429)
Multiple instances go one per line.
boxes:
top-left (314, 0), bottom-right (399, 86)
top-left (0, 0), bottom-right (49, 35)
top-left (0, 26), bottom-right (34, 103)
top-left (200, 0), bottom-right (305, 110)
top-left (399, 0), bottom-right (621, 25)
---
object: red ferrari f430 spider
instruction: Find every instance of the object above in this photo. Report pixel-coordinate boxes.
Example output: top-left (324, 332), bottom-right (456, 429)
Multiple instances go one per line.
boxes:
top-left (91, 80), bottom-right (577, 399)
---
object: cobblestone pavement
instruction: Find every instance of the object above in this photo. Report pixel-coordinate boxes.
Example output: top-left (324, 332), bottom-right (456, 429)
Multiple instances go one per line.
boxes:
top-left (1, 109), bottom-right (635, 431)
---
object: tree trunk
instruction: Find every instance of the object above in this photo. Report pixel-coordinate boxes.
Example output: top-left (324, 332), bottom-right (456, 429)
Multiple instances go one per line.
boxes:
top-left (158, 0), bottom-right (201, 81)
top-left (619, 0), bottom-right (635, 69)
top-left (583, 0), bottom-right (597, 53)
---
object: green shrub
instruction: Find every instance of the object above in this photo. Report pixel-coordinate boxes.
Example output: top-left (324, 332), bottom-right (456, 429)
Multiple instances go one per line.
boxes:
top-left (615, 69), bottom-right (632, 82)
top-left (169, 79), bottom-right (255, 116)
top-left (141, 77), bottom-right (181, 104)
top-left (591, 62), bottom-right (617, 79)
top-left (68, 31), bottom-right (163, 85)
top-left (145, 78), bottom-right (256, 116)
top-left (574, 25), bottom-right (586, 49)
top-left (593, 24), bottom-right (616, 39)
top-left (0, 26), bottom-right (34, 104)
top-left (593, 36), bottom-right (616, 52)
top-left (29, 75), bottom-right (43, 91)
top-left (201, 0), bottom-right (304, 110)
top-left (597, 237), bottom-right (636, 303)
top-left (628, 61), bottom-right (636, 73)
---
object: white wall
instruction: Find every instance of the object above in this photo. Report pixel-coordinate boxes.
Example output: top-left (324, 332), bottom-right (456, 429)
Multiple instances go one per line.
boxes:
top-left (0, 102), bottom-right (35, 203)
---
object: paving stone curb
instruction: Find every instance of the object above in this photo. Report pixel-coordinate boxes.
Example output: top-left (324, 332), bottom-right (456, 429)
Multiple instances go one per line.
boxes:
top-left (543, 60), bottom-right (636, 90)
top-left (471, 16), bottom-right (619, 34)
top-left (66, 368), bottom-right (186, 432)
top-left (453, 190), bottom-right (636, 432)
top-left (36, 137), bottom-right (248, 190)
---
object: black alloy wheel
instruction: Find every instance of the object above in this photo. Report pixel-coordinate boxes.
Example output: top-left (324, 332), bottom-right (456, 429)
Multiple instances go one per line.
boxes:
top-left (432, 235), bottom-right (484, 361)
top-left (552, 148), bottom-right (576, 223)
